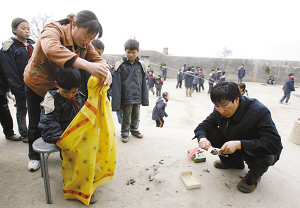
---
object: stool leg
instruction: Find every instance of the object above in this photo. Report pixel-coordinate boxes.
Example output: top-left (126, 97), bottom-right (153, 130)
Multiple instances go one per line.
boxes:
top-left (40, 153), bottom-right (44, 178)
top-left (44, 153), bottom-right (52, 204)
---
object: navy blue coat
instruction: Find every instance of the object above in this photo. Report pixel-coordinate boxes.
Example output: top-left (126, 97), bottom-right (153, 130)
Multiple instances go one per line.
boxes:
top-left (146, 74), bottom-right (156, 87)
top-left (0, 63), bottom-right (9, 96)
top-left (199, 72), bottom-right (204, 84)
top-left (209, 73), bottom-right (216, 84)
top-left (194, 96), bottom-right (282, 158)
top-left (162, 66), bottom-right (167, 75)
top-left (219, 75), bottom-right (226, 82)
top-left (111, 57), bottom-right (149, 111)
top-left (184, 71), bottom-right (194, 88)
top-left (238, 67), bottom-right (246, 78)
top-left (0, 37), bottom-right (34, 97)
top-left (152, 97), bottom-right (168, 120)
top-left (177, 72), bottom-right (183, 81)
top-left (38, 90), bottom-right (85, 144)
top-left (155, 78), bottom-right (163, 89)
top-left (215, 71), bottom-right (222, 82)
top-left (283, 78), bottom-right (295, 93)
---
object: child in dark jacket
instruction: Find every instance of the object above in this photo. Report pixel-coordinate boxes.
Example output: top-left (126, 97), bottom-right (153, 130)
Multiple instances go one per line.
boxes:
top-left (152, 92), bottom-right (169, 127)
top-left (280, 73), bottom-right (295, 104)
top-left (155, 74), bottom-right (163, 97)
top-left (0, 18), bottom-right (34, 143)
top-left (219, 71), bottom-right (226, 82)
top-left (146, 70), bottom-right (156, 95)
top-left (185, 67), bottom-right (194, 97)
top-left (111, 39), bottom-right (149, 143)
top-left (176, 69), bottom-right (183, 89)
top-left (208, 70), bottom-right (216, 93)
top-left (198, 68), bottom-right (205, 92)
top-left (38, 67), bottom-right (85, 144)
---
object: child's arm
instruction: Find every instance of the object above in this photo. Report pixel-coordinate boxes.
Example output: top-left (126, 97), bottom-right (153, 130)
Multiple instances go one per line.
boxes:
top-left (38, 107), bottom-right (63, 144)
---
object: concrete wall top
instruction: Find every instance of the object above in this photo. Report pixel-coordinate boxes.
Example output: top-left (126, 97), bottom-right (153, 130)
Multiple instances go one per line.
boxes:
top-left (103, 50), bottom-right (299, 85)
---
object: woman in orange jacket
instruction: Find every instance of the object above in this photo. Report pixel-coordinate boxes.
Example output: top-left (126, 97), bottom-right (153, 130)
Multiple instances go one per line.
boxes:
top-left (24, 10), bottom-right (112, 172)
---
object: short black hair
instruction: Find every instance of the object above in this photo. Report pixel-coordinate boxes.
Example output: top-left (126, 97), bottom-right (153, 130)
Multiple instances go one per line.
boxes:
top-left (210, 82), bottom-right (241, 104)
top-left (289, 73), bottom-right (294, 76)
top-left (222, 71), bottom-right (225, 75)
top-left (124, 39), bottom-right (139, 51)
top-left (56, 67), bottom-right (81, 90)
top-left (162, 92), bottom-right (168, 98)
top-left (91, 39), bottom-right (105, 50)
top-left (237, 83), bottom-right (246, 91)
top-left (188, 67), bottom-right (192, 71)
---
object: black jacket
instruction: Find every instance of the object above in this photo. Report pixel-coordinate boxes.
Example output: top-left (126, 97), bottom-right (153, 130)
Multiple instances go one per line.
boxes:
top-left (0, 37), bottom-right (34, 97)
top-left (283, 78), bottom-right (295, 93)
top-left (194, 96), bottom-right (282, 158)
top-left (111, 57), bottom-right (149, 111)
top-left (38, 90), bottom-right (85, 144)
top-left (184, 71), bottom-right (194, 88)
top-left (152, 97), bottom-right (168, 120)
top-left (0, 63), bottom-right (9, 96)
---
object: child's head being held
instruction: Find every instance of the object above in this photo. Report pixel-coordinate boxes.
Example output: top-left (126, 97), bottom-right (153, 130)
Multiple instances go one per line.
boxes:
top-left (12, 18), bottom-right (30, 42)
top-left (162, 92), bottom-right (169, 101)
top-left (124, 39), bottom-right (139, 64)
top-left (91, 39), bottom-right (105, 56)
top-left (55, 67), bottom-right (81, 99)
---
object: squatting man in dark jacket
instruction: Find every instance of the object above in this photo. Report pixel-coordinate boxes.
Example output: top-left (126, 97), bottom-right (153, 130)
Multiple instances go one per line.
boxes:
top-left (193, 82), bottom-right (282, 193)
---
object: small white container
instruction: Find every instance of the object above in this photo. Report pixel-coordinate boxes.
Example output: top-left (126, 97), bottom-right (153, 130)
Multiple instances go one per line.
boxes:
top-left (180, 171), bottom-right (201, 190)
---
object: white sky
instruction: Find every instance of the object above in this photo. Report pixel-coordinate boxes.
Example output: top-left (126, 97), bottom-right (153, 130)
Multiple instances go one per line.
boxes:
top-left (1, 0), bottom-right (300, 60)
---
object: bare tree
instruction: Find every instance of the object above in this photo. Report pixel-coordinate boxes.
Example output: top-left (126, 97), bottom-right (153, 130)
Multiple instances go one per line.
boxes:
top-left (30, 13), bottom-right (53, 41)
top-left (216, 47), bottom-right (233, 58)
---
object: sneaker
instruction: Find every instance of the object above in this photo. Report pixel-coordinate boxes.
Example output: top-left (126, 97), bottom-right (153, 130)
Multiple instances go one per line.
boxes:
top-left (21, 136), bottom-right (28, 143)
top-left (121, 136), bottom-right (129, 143)
top-left (284, 102), bottom-right (289, 105)
top-left (237, 177), bottom-right (261, 193)
top-left (89, 194), bottom-right (97, 204)
top-left (279, 101), bottom-right (283, 104)
top-left (6, 134), bottom-right (21, 141)
top-left (214, 160), bottom-right (245, 169)
top-left (28, 160), bottom-right (40, 172)
top-left (131, 131), bottom-right (143, 138)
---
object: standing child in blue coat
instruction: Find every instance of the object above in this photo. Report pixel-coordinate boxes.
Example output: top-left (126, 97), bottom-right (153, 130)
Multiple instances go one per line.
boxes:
top-left (219, 71), bottom-right (226, 82)
top-left (198, 68), bottom-right (205, 92)
top-left (208, 70), bottom-right (216, 94)
top-left (280, 73), bottom-right (295, 104)
top-left (185, 67), bottom-right (194, 97)
top-left (176, 69), bottom-right (183, 89)
top-left (238, 64), bottom-right (246, 83)
top-left (192, 67), bottom-right (200, 92)
top-left (155, 74), bottom-right (163, 97)
top-left (146, 70), bottom-right (156, 95)
top-left (0, 18), bottom-right (34, 143)
top-left (152, 92), bottom-right (169, 127)
top-left (111, 39), bottom-right (149, 143)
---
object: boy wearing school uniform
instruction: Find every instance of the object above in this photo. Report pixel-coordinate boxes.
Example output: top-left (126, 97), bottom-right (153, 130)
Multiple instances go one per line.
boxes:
top-left (152, 92), bottom-right (169, 127)
top-left (111, 39), bottom-right (149, 143)
top-left (280, 73), bottom-right (295, 104)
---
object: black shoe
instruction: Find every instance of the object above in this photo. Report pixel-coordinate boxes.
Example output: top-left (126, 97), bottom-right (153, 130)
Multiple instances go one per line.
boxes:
top-left (21, 136), bottom-right (28, 143)
top-left (89, 194), bottom-right (97, 204)
top-left (214, 160), bottom-right (245, 169)
top-left (237, 177), bottom-right (261, 193)
top-left (6, 134), bottom-right (21, 141)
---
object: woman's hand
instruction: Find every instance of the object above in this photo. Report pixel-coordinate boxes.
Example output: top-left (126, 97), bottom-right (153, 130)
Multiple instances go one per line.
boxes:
top-left (73, 58), bottom-right (112, 85)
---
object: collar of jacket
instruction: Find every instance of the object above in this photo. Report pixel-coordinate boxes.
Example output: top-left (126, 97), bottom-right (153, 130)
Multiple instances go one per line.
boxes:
top-left (122, 56), bottom-right (139, 64)
top-left (224, 96), bottom-right (247, 123)
top-left (115, 56), bottom-right (146, 73)
top-left (2, 37), bottom-right (35, 51)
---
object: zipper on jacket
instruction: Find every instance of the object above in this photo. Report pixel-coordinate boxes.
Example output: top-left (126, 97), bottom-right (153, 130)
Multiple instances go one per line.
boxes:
top-left (226, 118), bottom-right (230, 127)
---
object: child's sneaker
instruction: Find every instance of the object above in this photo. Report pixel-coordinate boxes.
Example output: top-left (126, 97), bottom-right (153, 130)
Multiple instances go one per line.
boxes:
top-left (28, 160), bottom-right (40, 172)
top-left (121, 136), bottom-right (129, 143)
top-left (131, 131), bottom-right (143, 138)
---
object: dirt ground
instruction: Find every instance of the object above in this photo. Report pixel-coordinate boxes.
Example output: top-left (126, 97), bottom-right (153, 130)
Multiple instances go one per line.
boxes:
top-left (0, 79), bottom-right (299, 208)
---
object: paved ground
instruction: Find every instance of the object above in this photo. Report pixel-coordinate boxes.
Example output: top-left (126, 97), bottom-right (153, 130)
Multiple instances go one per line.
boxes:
top-left (0, 79), bottom-right (299, 208)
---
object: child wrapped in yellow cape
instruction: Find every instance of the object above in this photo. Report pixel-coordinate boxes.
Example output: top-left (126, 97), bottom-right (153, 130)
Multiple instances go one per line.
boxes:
top-left (56, 76), bottom-right (116, 205)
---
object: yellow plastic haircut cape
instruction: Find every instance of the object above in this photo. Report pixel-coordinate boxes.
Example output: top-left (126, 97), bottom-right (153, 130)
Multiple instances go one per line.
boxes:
top-left (56, 76), bottom-right (116, 205)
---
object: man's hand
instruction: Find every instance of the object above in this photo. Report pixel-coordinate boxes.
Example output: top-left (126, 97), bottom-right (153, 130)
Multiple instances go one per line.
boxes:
top-left (219, 141), bottom-right (241, 155)
top-left (198, 138), bottom-right (211, 151)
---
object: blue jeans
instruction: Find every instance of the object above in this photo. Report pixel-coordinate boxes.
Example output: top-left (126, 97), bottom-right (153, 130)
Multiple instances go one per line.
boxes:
top-left (121, 104), bottom-right (140, 137)
top-left (280, 92), bottom-right (291, 103)
top-left (14, 94), bottom-right (28, 137)
top-left (238, 77), bottom-right (243, 83)
top-left (25, 85), bottom-right (44, 160)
